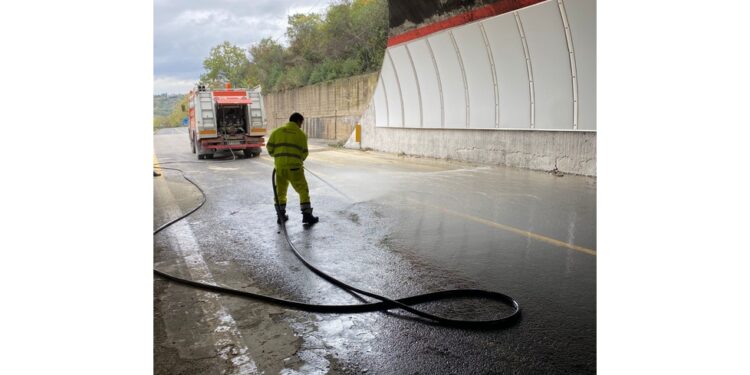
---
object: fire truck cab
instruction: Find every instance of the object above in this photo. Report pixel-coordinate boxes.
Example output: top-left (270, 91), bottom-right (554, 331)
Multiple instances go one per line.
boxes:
top-left (188, 84), bottom-right (267, 159)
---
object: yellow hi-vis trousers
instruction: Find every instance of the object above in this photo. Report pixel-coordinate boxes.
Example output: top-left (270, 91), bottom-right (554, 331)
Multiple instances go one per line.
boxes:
top-left (274, 167), bottom-right (311, 207)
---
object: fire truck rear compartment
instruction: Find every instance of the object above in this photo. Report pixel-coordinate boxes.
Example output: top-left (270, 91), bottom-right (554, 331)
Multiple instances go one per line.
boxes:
top-left (216, 104), bottom-right (248, 137)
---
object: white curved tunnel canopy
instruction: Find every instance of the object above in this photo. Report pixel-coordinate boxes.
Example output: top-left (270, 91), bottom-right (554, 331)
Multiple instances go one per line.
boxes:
top-left (372, 0), bottom-right (595, 131)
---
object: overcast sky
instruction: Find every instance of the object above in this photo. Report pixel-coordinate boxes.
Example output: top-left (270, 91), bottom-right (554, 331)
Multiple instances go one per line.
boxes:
top-left (154, 0), bottom-right (332, 95)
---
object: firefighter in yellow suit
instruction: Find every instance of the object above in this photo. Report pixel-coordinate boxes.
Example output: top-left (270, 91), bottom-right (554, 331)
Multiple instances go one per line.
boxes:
top-left (266, 112), bottom-right (319, 225)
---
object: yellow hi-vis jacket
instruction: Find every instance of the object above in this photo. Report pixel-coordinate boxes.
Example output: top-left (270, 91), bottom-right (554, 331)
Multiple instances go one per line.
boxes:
top-left (266, 122), bottom-right (309, 169)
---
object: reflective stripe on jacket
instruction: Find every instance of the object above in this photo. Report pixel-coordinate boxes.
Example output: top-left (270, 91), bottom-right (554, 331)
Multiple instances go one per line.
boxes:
top-left (266, 122), bottom-right (309, 168)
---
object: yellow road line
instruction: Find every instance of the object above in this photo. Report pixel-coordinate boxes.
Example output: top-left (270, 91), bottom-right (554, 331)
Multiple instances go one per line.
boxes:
top-left (263, 155), bottom-right (594, 256)
top-left (153, 153), bottom-right (161, 175)
top-left (406, 198), bottom-right (596, 256)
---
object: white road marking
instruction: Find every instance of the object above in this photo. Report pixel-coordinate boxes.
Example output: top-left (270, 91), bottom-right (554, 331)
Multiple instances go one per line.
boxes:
top-left (157, 179), bottom-right (259, 375)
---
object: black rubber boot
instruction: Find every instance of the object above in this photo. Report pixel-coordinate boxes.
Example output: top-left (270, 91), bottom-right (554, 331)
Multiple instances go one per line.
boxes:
top-left (301, 208), bottom-right (319, 225)
top-left (275, 204), bottom-right (289, 225)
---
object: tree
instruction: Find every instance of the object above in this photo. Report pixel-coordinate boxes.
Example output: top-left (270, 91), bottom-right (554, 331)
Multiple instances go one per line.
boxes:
top-left (287, 13), bottom-right (324, 65)
top-left (200, 41), bottom-right (250, 87)
top-left (350, 0), bottom-right (388, 72)
top-left (248, 38), bottom-right (287, 92)
top-left (322, 2), bottom-right (355, 61)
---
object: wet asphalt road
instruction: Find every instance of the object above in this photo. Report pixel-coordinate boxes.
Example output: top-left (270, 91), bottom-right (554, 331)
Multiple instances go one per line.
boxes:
top-left (154, 127), bottom-right (596, 374)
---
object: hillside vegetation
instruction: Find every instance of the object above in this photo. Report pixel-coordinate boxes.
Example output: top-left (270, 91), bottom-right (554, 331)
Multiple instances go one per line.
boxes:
top-left (153, 94), bottom-right (188, 129)
top-left (153, 94), bottom-right (182, 117)
top-left (201, 0), bottom-right (387, 93)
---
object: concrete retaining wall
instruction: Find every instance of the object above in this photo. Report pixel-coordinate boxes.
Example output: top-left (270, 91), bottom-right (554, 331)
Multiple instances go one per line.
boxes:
top-left (263, 73), bottom-right (379, 141)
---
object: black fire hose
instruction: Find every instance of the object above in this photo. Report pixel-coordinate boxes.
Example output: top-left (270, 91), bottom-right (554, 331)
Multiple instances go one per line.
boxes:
top-left (153, 164), bottom-right (520, 328)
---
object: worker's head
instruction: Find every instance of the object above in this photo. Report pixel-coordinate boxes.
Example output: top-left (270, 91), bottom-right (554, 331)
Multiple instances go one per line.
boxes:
top-left (289, 112), bottom-right (304, 127)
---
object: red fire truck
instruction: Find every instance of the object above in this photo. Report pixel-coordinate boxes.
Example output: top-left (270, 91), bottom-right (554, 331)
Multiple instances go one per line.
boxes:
top-left (188, 84), bottom-right (267, 159)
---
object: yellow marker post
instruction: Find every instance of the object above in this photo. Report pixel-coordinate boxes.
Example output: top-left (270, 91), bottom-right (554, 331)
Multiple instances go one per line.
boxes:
top-left (355, 123), bottom-right (361, 143)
